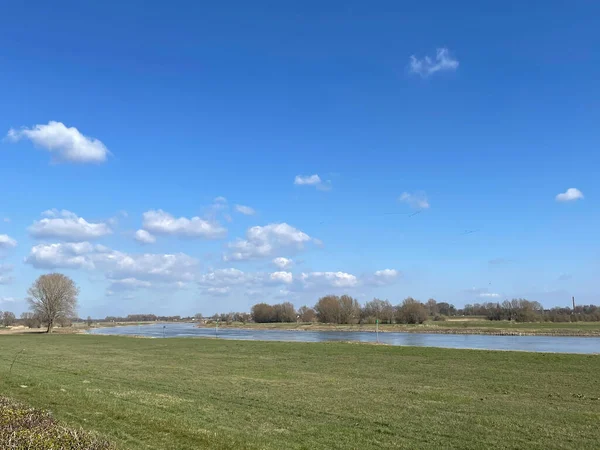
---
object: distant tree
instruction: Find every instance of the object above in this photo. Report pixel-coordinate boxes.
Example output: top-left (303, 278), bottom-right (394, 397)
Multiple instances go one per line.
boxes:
top-left (395, 298), bottom-right (428, 324)
top-left (86, 316), bottom-right (93, 327)
top-left (27, 273), bottom-right (79, 333)
top-left (426, 299), bottom-right (438, 316)
top-left (436, 302), bottom-right (456, 316)
top-left (20, 312), bottom-right (41, 329)
top-left (274, 302), bottom-right (296, 323)
top-left (251, 303), bottom-right (276, 323)
top-left (2, 311), bottom-right (16, 327)
top-left (362, 299), bottom-right (394, 324)
top-left (315, 295), bottom-right (342, 323)
top-left (297, 305), bottom-right (316, 322)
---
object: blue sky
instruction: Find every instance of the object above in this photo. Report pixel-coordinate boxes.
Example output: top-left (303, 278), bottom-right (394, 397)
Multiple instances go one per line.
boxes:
top-left (1, 1), bottom-right (598, 317)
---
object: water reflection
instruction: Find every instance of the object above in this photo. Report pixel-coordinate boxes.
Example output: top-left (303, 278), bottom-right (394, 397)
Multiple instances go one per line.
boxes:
top-left (87, 323), bottom-right (600, 354)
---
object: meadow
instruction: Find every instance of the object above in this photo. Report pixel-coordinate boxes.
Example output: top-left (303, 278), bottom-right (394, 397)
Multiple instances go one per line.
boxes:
top-left (1, 334), bottom-right (599, 449)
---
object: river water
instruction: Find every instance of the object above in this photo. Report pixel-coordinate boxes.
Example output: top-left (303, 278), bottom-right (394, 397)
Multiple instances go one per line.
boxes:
top-left (86, 323), bottom-right (600, 354)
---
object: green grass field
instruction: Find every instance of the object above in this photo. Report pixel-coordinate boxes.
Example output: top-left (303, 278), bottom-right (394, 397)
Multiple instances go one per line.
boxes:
top-left (1, 335), bottom-right (599, 449)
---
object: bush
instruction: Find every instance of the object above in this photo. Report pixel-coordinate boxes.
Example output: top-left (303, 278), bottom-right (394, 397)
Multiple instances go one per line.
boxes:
top-left (433, 315), bottom-right (447, 322)
top-left (0, 396), bottom-right (115, 449)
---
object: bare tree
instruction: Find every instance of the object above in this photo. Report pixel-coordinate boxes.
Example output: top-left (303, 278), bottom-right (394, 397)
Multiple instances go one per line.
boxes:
top-left (2, 311), bottom-right (16, 327)
top-left (27, 273), bottom-right (79, 333)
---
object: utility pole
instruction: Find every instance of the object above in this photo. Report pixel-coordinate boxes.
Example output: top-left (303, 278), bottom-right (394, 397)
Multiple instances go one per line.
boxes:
top-left (572, 296), bottom-right (576, 310)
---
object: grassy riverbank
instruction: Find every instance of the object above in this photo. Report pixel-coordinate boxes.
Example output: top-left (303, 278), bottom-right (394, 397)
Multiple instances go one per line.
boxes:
top-left (1, 334), bottom-right (599, 449)
top-left (197, 319), bottom-right (600, 336)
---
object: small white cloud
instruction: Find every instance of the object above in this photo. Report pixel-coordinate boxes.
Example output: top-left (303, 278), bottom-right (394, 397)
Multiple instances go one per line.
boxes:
top-left (0, 234), bottom-right (17, 249)
top-left (300, 271), bottom-right (358, 288)
top-left (479, 292), bottom-right (500, 298)
top-left (6, 121), bottom-right (109, 164)
top-left (134, 229), bottom-right (156, 244)
top-left (0, 297), bottom-right (17, 303)
top-left (270, 271), bottom-right (293, 284)
top-left (399, 192), bottom-right (430, 210)
top-left (214, 196), bottom-right (227, 204)
top-left (409, 48), bottom-right (459, 77)
top-left (294, 174), bottom-right (332, 191)
top-left (0, 276), bottom-right (14, 285)
top-left (3, 218), bottom-right (10, 223)
top-left (29, 209), bottom-right (112, 241)
top-left (555, 188), bottom-right (584, 202)
top-left (370, 269), bottom-right (401, 285)
top-left (225, 223), bottom-right (314, 261)
top-left (272, 257), bottom-right (293, 269)
top-left (142, 209), bottom-right (226, 239)
top-left (294, 174), bottom-right (321, 185)
top-left (234, 204), bottom-right (256, 216)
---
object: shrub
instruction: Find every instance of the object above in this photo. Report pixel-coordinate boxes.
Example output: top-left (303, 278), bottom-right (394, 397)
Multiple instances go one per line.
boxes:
top-left (0, 396), bottom-right (115, 449)
top-left (433, 315), bottom-right (447, 322)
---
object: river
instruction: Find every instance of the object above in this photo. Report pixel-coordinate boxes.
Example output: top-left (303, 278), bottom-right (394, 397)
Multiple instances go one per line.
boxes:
top-left (86, 323), bottom-right (600, 354)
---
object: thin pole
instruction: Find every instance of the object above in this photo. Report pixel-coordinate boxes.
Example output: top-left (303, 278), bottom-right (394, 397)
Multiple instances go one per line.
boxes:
top-left (376, 319), bottom-right (379, 343)
top-left (215, 319), bottom-right (218, 338)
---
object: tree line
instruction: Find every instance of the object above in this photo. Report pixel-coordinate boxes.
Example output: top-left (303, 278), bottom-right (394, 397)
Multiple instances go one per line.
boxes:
top-left (208, 296), bottom-right (600, 325)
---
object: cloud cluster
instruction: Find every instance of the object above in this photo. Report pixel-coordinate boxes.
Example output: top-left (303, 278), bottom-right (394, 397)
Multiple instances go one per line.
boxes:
top-left (6, 121), bottom-right (109, 164)
top-left (409, 48), bottom-right (459, 77)
top-left (29, 209), bottom-right (112, 241)
top-left (299, 271), bottom-right (358, 289)
top-left (224, 223), bottom-right (314, 261)
top-left (25, 242), bottom-right (199, 287)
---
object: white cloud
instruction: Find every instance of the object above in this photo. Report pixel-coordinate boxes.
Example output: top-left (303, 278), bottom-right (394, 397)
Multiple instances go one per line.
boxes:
top-left (0, 276), bottom-right (14, 285)
top-left (300, 271), bottom-right (358, 289)
top-left (270, 271), bottom-right (293, 284)
top-left (198, 268), bottom-right (255, 287)
top-left (399, 191), bottom-right (430, 210)
top-left (409, 48), bottom-right (459, 77)
top-left (7, 121), bottom-right (109, 164)
top-left (272, 257), bottom-right (293, 269)
top-left (29, 209), bottom-right (112, 241)
top-left (225, 223), bottom-right (314, 261)
top-left (370, 269), bottom-right (401, 285)
top-left (213, 196), bottom-right (227, 204)
top-left (234, 204), bottom-right (256, 216)
top-left (108, 278), bottom-right (152, 291)
top-left (25, 242), bottom-right (198, 284)
top-left (294, 174), bottom-right (331, 191)
top-left (205, 287), bottom-right (231, 296)
top-left (134, 229), bottom-right (156, 244)
top-left (464, 287), bottom-right (501, 299)
top-left (294, 174), bottom-right (321, 186)
top-left (479, 292), bottom-right (501, 298)
top-left (0, 234), bottom-right (17, 249)
top-left (3, 218), bottom-right (10, 223)
top-left (0, 297), bottom-right (17, 303)
top-left (142, 209), bottom-right (226, 239)
top-left (555, 188), bottom-right (584, 202)
top-left (0, 264), bottom-right (14, 285)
